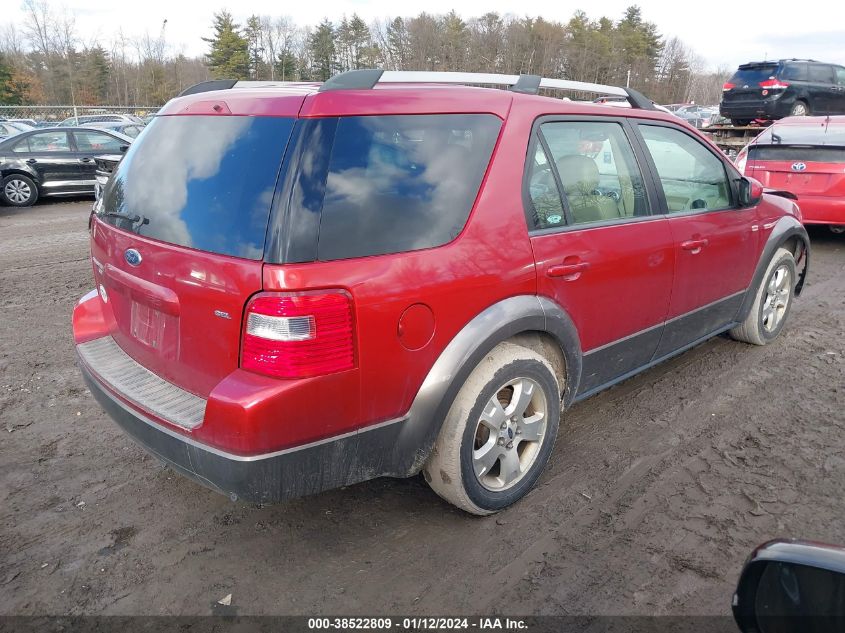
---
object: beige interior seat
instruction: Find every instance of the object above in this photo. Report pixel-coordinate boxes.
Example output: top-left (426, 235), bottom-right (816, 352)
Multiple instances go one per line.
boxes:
top-left (555, 155), bottom-right (621, 224)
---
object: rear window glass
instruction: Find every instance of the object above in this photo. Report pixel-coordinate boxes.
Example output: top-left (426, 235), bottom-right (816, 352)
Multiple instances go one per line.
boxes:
top-left (99, 115), bottom-right (294, 259)
top-left (729, 65), bottom-right (778, 86)
top-left (754, 123), bottom-right (845, 146)
top-left (316, 114), bottom-right (501, 261)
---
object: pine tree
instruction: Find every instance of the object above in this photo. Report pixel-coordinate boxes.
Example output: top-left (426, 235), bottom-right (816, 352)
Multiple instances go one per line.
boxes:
top-left (244, 15), bottom-right (266, 79)
top-left (203, 11), bottom-right (249, 79)
top-left (309, 20), bottom-right (336, 81)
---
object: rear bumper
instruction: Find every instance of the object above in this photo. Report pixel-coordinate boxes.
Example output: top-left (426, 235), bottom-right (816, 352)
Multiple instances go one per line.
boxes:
top-left (720, 97), bottom-right (791, 120)
top-left (79, 358), bottom-right (406, 503)
top-left (796, 195), bottom-right (845, 225)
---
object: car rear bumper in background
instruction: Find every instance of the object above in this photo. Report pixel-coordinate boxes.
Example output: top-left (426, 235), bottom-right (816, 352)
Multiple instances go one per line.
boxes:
top-left (796, 195), bottom-right (845, 225)
top-left (719, 96), bottom-right (791, 120)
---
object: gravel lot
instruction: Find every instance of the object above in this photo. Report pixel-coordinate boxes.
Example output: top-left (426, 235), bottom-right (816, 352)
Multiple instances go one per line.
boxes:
top-left (1, 200), bottom-right (843, 616)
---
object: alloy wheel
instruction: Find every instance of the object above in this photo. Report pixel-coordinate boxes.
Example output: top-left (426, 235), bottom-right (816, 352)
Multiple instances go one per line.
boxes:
top-left (472, 377), bottom-right (548, 492)
top-left (762, 264), bottom-right (792, 333)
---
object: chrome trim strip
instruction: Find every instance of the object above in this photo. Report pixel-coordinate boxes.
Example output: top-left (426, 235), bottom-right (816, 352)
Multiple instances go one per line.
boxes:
top-left (42, 179), bottom-right (96, 188)
top-left (583, 289), bottom-right (747, 356)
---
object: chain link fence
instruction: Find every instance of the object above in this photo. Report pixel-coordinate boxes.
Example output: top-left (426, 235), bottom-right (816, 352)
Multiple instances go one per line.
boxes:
top-left (0, 105), bottom-right (160, 125)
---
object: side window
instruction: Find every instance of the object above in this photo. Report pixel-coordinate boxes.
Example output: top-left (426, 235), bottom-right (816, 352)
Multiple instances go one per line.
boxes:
top-left (781, 63), bottom-right (807, 82)
top-left (639, 125), bottom-right (732, 213)
top-left (316, 114), bottom-right (501, 261)
top-left (808, 64), bottom-right (834, 84)
top-left (835, 67), bottom-right (845, 86)
top-left (26, 131), bottom-right (70, 152)
top-left (538, 121), bottom-right (648, 226)
top-left (74, 131), bottom-right (124, 152)
top-left (525, 143), bottom-right (565, 229)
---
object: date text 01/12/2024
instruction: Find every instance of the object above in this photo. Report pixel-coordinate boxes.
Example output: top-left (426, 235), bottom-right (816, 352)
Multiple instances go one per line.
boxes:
top-left (306, 617), bottom-right (528, 630)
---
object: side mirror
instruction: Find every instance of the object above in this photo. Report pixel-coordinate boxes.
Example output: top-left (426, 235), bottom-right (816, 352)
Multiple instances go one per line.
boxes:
top-left (733, 540), bottom-right (845, 632)
top-left (119, 144), bottom-right (130, 153)
top-left (738, 176), bottom-right (764, 207)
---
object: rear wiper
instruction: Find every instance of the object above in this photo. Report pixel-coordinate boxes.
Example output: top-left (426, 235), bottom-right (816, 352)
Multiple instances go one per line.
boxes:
top-left (100, 211), bottom-right (150, 228)
top-left (100, 211), bottom-right (140, 221)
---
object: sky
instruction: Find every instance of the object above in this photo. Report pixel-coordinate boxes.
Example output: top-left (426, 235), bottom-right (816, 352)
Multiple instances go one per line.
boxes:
top-left (7, 0), bottom-right (845, 72)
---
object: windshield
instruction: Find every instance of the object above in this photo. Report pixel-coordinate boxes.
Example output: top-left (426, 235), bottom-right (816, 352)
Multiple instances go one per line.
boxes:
top-left (98, 115), bottom-right (294, 259)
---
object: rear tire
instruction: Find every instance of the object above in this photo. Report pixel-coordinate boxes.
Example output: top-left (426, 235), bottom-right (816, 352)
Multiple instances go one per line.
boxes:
top-left (789, 101), bottom-right (810, 117)
top-left (1, 174), bottom-right (38, 207)
top-left (424, 342), bottom-right (561, 515)
top-left (730, 248), bottom-right (796, 346)
top-left (829, 225), bottom-right (845, 235)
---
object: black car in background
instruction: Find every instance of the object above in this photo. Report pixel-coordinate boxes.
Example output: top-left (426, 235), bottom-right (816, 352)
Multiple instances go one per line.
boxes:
top-left (721, 59), bottom-right (845, 125)
top-left (0, 127), bottom-right (131, 207)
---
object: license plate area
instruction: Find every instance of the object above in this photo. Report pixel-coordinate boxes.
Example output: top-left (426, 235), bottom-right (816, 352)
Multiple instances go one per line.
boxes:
top-left (130, 301), bottom-right (178, 359)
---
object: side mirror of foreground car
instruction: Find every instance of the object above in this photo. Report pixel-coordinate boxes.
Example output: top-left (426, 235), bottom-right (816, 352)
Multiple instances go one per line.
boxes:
top-left (738, 176), bottom-right (764, 207)
top-left (119, 144), bottom-right (130, 153)
top-left (733, 539), bottom-right (845, 632)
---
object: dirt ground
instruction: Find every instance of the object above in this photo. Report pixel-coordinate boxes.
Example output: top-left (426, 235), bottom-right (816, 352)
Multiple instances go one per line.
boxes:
top-left (1, 199), bottom-right (843, 617)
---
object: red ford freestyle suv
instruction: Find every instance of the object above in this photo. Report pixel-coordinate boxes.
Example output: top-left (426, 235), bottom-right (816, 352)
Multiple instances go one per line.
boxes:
top-left (736, 115), bottom-right (845, 233)
top-left (73, 70), bottom-right (810, 515)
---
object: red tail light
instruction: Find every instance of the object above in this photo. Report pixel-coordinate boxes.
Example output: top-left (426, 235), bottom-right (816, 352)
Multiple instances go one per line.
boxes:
top-left (758, 79), bottom-right (790, 90)
top-left (242, 291), bottom-right (354, 379)
top-left (722, 82), bottom-right (736, 91)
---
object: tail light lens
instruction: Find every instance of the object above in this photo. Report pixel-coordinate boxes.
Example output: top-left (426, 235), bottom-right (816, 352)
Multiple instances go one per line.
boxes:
top-left (722, 82), bottom-right (736, 91)
top-left (759, 79), bottom-right (790, 90)
top-left (242, 291), bottom-right (354, 379)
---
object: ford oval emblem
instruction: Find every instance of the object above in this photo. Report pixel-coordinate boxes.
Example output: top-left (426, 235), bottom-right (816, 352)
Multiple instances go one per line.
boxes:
top-left (124, 248), bottom-right (142, 266)
top-left (791, 162), bottom-right (807, 172)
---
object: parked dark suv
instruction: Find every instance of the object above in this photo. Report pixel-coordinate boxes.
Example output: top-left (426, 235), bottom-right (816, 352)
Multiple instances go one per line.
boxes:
top-left (721, 59), bottom-right (845, 125)
top-left (73, 70), bottom-right (810, 515)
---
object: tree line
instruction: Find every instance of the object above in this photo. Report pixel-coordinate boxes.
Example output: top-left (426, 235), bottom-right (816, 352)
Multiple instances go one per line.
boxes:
top-left (0, 1), bottom-right (730, 107)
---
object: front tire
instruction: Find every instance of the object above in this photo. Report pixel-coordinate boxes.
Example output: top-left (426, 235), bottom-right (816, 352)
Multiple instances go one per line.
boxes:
top-left (424, 342), bottom-right (561, 515)
top-left (730, 247), bottom-right (796, 346)
top-left (1, 174), bottom-right (39, 207)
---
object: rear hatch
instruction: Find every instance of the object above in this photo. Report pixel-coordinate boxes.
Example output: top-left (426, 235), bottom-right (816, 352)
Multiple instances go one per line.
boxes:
top-left (746, 122), bottom-right (845, 196)
top-left (91, 113), bottom-right (296, 397)
top-left (722, 63), bottom-right (779, 105)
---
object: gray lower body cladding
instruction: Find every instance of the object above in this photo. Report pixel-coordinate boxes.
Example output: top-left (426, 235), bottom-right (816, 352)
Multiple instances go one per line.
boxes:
top-left (79, 361), bottom-right (407, 503)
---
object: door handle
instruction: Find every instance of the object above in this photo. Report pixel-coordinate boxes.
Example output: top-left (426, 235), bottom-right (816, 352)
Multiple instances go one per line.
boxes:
top-left (79, 157), bottom-right (93, 163)
top-left (681, 239), bottom-right (709, 252)
top-left (547, 261), bottom-right (590, 279)
top-left (26, 158), bottom-right (37, 164)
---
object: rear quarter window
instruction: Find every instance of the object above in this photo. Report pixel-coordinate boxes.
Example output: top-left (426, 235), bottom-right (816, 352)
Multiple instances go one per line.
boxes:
top-left (315, 114), bottom-right (502, 261)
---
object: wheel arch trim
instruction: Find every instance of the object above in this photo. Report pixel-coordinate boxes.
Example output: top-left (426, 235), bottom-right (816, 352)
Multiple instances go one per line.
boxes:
top-left (389, 294), bottom-right (582, 476)
top-left (736, 215), bottom-right (810, 323)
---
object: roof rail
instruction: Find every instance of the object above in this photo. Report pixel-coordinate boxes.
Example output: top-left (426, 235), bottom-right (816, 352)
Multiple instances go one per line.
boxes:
top-left (178, 70), bottom-right (658, 110)
top-left (319, 70), bottom-right (656, 110)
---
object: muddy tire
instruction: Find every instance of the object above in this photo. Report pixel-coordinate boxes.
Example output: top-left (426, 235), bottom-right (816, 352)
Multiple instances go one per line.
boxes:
top-left (424, 342), bottom-right (561, 515)
top-left (730, 247), bottom-right (796, 346)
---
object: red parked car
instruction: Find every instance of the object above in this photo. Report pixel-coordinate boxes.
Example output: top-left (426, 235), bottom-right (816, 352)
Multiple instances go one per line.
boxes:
top-left (736, 115), bottom-right (845, 233)
top-left (72, 70), bottom-right (810, 515)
